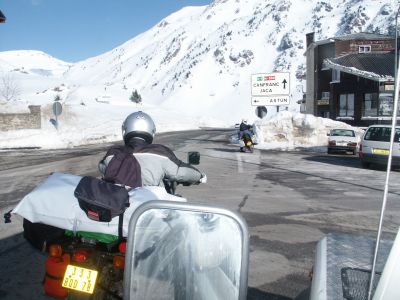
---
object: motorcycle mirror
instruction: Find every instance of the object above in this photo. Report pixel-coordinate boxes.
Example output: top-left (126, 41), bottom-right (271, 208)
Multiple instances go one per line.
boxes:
top-left (123, 201), bottom-right (249, 300)
top-left (188, 151), bottom-right (200, 165)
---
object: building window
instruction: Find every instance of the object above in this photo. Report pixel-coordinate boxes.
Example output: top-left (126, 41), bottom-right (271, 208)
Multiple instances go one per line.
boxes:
top-left (359, 45), bottom-right (371, 53)
top-left (332, 69), bottom-right (340, 82)
top-left (362, 92), bottom-right (396, 117)
top-left (363, 93), bottom-right (378, 117)
top-left (321, 92), bottom-right (330, 99)
top-left (339, 94), bottom-right (354, 117)
top-left (378, 92), bottom-right (394, 116)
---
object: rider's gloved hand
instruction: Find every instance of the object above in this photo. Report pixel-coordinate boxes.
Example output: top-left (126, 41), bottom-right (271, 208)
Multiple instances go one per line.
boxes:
top-left (199, 173), bottom-right (207, 184)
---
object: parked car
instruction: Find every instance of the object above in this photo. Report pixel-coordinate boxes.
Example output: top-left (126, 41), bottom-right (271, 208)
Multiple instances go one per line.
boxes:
top-left (327, 128), bottom-right (359, 155)
top-left (358, 125), bottom-right (400, 169)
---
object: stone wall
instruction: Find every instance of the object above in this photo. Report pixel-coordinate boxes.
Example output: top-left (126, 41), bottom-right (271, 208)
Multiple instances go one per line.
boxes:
top-left (0, 105), bottom-right (41, 131)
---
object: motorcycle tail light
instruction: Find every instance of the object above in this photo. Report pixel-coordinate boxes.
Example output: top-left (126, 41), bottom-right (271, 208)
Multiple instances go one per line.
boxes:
top-left (113, 255), bottom-right (125, 269)
top-left (72, 250), bottom-right (89, 263)
top-left (49, 244), bottom-right (62, 258)
top-left (118, 241), bottom-right (127, 254)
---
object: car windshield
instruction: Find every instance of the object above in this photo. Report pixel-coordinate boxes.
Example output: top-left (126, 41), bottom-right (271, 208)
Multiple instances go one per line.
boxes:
top-left (364, 127), bottom-right (400, 142)
top-left (330, 129), bottom-right (355, 137)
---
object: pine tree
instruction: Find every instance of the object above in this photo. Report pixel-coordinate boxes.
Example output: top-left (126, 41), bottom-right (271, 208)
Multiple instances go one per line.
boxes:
top-left (129, 89), bottom-right (142, 104)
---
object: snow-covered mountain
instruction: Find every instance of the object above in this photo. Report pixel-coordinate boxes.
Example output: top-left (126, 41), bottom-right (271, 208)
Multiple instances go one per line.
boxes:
top-left (0, 0), bottom-right (398, 126)
top-left (0, 50), bottom-right (71, 76)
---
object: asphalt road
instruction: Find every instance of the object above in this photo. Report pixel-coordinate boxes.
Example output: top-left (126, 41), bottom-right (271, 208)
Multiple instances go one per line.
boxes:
top-left (1, 128), bottom-right (400, 300)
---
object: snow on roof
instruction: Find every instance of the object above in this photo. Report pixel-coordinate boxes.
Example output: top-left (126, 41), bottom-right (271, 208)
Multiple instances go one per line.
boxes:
top-left (323, 53), bottom-right (395, 82)
top-left (334, 32), bottom-right (392, 41)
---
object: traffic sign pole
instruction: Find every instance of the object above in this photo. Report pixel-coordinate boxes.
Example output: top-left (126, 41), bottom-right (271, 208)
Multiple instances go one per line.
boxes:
top-left (52, 102), bottom-right (62, 131)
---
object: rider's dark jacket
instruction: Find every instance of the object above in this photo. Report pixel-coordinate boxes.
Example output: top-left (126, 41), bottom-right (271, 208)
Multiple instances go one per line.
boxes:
top-left (98, 138), bottom-right (202, 187)
top-left (239, 122), bottom-right (251, 132)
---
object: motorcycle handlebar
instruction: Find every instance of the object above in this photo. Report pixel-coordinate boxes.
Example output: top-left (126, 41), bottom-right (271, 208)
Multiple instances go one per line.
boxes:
top-left (163, 177), bottom-right (205, 195)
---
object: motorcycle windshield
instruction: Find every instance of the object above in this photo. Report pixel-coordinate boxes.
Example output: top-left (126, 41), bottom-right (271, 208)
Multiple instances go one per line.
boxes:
top-left (127, 208), bottom-right (244, 300)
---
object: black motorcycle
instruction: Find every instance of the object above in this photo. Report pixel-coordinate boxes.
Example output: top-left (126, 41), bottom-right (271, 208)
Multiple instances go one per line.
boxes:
top-left (240, 130), bottom-right (254, 153)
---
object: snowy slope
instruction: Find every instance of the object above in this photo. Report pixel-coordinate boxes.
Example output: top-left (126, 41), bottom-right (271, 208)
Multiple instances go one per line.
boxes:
top-left (58, 0), bottom-right (398, 123)
top-left (0, 50), bottom-right (71, 76)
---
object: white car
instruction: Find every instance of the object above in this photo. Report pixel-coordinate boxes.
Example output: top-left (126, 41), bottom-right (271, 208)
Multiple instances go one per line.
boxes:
top-left (359, 125), bottom-right (400, 169)
top-left (327, 128), bottom-right (359, 155)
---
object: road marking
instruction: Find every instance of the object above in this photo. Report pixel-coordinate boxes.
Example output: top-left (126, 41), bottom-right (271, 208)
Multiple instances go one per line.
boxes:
top-left (236, 153), bottom-right (243, 173)
top-left (238, 195), bottom-right (248, 212)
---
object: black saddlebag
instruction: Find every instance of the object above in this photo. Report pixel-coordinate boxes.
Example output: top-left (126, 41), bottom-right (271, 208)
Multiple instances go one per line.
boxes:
top-left (23, 218), bottom-right (65, 252)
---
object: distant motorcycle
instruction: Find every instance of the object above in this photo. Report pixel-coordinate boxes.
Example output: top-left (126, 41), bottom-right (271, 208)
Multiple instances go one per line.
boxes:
top-left (239, 129), bottom-right (254, 153)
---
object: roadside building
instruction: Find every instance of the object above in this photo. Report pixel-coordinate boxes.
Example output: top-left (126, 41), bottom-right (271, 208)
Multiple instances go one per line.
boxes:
top-left (304, 32), bottom-right (396, 126)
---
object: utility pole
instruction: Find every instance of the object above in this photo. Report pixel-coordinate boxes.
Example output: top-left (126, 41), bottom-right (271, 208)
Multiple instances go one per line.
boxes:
top-left (367, 5), bottom-right (400, 300)
top-left (395, 8), bottom-right (399, 82)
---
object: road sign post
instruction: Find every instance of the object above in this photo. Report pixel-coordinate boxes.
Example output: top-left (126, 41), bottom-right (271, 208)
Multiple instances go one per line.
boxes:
top-left (251, 72), bottom-right (290, 107)
top-left (52, 102), bottom-right (62, 130)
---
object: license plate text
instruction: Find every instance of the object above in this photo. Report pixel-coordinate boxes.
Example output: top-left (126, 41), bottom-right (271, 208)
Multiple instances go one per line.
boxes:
top-left (62, 265), bottom-right (98, 294)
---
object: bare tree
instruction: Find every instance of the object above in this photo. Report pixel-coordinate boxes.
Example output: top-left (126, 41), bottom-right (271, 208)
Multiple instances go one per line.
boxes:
top-left (0, 72), bottom-right (20, 102)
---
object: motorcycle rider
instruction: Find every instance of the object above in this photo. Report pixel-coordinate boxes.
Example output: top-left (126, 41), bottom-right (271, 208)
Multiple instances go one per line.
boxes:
top-left (239, 119), bottom-right (253, 152)
top-left (239, 119), bottom-right (251, 132)
top-left (99, 111), bottom-right (207, 187)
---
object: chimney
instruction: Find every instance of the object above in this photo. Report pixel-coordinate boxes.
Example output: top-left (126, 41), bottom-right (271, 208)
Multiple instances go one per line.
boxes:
top-left (306, 32), bottom-right (315, 48)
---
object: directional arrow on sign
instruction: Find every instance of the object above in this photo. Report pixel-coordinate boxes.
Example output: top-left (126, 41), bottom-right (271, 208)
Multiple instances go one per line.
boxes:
top-left (251, 72), bottom-right (290, 98)
top-left (252, 96), bottom-right (290, 106)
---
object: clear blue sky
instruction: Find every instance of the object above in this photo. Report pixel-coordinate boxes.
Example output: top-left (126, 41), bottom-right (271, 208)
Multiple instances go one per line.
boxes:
top-left (0, 0), bottom-right (211, 62)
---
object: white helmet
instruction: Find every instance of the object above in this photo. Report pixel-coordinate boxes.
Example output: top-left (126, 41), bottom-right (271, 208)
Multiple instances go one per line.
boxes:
top-left (242, 119), bottom-right (248, 124)
top-left (122, 111), bottom-right (156, 144)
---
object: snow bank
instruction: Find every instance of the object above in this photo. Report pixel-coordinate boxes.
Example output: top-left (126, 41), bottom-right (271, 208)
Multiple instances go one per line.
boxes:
top-left (0, 103), bottom-right (364, 152)
top-left (254, 111), bottom-right (364, 152)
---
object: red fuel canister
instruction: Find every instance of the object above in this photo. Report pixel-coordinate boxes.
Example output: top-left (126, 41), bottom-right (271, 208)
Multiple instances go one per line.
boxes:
top-left (43, 253), bottom-right (70, 298)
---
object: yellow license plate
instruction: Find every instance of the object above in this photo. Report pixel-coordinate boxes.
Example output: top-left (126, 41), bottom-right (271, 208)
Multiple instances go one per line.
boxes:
top-left (373, 148), bottom-right (390, 155)
top-left (246, 141), bottom-right (252, 146)
top-left (62, 265), bottom-right (98, 294)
